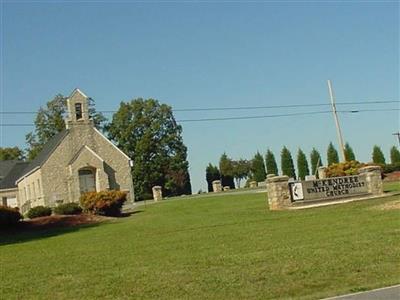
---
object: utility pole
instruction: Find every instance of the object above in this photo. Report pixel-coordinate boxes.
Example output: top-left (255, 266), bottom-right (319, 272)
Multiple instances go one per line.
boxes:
top-left (393, 132), bottom-right (400, 147)
top-left (327, 80), bottom-right (346, 162)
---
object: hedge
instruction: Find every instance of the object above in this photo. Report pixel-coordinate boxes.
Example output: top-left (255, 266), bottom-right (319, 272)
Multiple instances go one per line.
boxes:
top-left (80, 190), bottom-right (127, 216)
top-left (53, 202), bottom-right (82, 215)
top-left (27, 206), bottom-right (52, 219)
top-left (0, 206), bottom-right (22, 227)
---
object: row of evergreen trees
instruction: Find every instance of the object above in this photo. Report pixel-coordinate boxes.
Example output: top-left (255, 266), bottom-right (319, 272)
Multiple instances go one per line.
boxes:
top-left (206, 143), bottom-right (400, 191)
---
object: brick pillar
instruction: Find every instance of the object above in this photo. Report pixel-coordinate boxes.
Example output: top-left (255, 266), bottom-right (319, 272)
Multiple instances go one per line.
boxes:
top-left (152, 186), bottom-right (162, 201)
top-left (358, 166), bottom-right (383, 196)
top-left (212, 180), bottom-right (222, 193)
top-left (266, 175), bottom-right (291, 210)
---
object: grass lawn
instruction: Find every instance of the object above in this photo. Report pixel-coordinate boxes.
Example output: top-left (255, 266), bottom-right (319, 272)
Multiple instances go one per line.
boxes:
top-left (1, 186), bottom-right (399, 299)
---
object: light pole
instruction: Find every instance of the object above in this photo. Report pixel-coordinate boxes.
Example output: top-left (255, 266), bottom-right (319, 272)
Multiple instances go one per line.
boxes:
top-left (327, 80), bottom-right (346, 162)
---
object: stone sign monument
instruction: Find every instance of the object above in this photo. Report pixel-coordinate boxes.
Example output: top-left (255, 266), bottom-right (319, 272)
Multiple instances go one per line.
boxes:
top-left (267, 165), bottom-right (383, 210)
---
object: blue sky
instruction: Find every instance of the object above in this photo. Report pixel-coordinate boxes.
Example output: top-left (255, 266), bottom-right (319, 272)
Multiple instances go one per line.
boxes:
top-left (1, 1), bottom-right (399, 193)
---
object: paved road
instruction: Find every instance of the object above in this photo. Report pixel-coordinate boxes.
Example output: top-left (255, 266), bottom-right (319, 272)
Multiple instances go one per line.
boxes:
top-left (324, 285), bottom-right (400, 300)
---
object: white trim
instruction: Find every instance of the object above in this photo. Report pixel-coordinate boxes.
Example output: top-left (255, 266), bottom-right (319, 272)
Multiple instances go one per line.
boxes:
top-left (69, 145), bottom-right (105, 165)
top-left (15, 166), bottom-right (40, 184)
top-left (93, 127), bottom-right (131, 161)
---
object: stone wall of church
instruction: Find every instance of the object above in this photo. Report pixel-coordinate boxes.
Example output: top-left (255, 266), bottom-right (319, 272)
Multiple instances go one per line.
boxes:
top-left (40, 125), bottom-right (134, 205)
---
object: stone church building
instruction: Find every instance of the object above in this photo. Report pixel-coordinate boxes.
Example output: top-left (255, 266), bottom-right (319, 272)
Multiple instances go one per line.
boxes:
top-left (0, 89), bottom-right (134, 213)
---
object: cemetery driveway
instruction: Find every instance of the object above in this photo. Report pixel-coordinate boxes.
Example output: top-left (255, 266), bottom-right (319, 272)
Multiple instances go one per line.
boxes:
top-left (324, 285), bottom-right (400, 300)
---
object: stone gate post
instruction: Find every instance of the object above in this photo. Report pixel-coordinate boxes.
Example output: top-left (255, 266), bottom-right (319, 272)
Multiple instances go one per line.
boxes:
top-left (212, 180), bottom-right (222, 193)
top-left (152, 186), bottom-right (163, 201)
top-left (358, 166), bottom-right (383, 196)
top-left (266, 175), bottom-right (291, 210)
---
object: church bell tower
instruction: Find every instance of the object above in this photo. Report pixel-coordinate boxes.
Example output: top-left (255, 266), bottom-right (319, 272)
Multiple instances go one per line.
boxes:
top-left (66, 89), bottom-right (93, 129)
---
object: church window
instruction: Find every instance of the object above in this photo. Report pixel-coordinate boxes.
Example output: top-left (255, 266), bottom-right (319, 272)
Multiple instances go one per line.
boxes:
top-left (75, 103), bottom-right (83, 120)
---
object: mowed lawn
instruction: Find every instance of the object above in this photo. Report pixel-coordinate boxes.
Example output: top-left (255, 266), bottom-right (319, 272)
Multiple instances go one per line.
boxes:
top-left (1, 187), bottom-right (399, 299)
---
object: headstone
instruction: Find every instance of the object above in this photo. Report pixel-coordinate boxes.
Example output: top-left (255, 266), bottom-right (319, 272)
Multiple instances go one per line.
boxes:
top-left (223, 186), bottom-right (230, 191)
top-left (152, 186), bottom-right (162, 201)
top-left (249, 181), bottom-right (258, 188)
top-left (212, 180), bottom-right (222, 193)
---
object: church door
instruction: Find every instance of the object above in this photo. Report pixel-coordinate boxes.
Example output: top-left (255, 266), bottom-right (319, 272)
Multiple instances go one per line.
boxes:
top-left (78, 168), bottom-right (96, 193)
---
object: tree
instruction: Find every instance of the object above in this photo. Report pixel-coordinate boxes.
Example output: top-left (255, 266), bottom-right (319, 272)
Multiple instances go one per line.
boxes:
top-left (297, 148), bottom-right (309, 180)
top-left (265, 149), bottom-right (278, 175)
top-left (310, 148), bottom-right (322, 177)
top-left (327, 142), bottom-right (339, 166)
top-left (219, 153), bottom-right (235, 189)
top-left (107, 99), bottom-right (191, 200)
top-left (232, 159), bottom-right (251, 188)
top-left (251, 152), bottom-right (266, 182)
top-left (344, 142), bottom-right (356, 161)
top-left (206, 164), bottom-right (220, 192)
top-left (0, 147), bottom-right (25, 161)
top-left (281, 146), bottom-right (296, 179)
top-left (372, 145), bottom-right (386, 164)
top-left (390, 146), bottom-right (400, 164)
top-left (26, 94), bottom-right (106, 160)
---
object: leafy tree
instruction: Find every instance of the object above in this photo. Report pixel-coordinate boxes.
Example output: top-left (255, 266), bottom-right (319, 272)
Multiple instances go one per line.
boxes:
top-left (327, 142), bottom-right (339, 166)
top-left (281, 146), bottom-right (296, 179)
top-left (251, 152), bottom-right (266, 182)
top-left (107, 99), bottom-right (192, 199)
top-left (232, 159), bottom-right (251, 188)
top-left (265, 149), bottom-right (278, 175)
top-left (0, 147), bottom-right (25, 161)
top-left (297, 148), bottom-right (309, 180)
top-left (372, 145), bottom-right (386, 164)
top-left (310, 148), bottom-right (322, 177)
top-left (344, 142), bottom-right (356, 161)
top-left (219, 153), bottom-right (235, 189)
top-left (390, 146), bottom-right (400, 164)
top-left (206, 163), bottom-right (220, 192)
top-left (26, 94), bottom-right (106, 160)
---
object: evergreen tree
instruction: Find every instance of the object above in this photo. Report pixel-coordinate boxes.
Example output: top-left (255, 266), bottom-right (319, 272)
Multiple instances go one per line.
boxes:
top-left (327, 142), bottom-right (339, 165)
top-left (372, 145), bottom-right (386, 164)
top-left (205, 163), bottom-right (220, 192)
top-left (310, 148), bottom-right (322, 176)
top-left (281, 146), bottom-right (296, 178)
top-left (107, 99), bottom-right (191, 199)
top-left (297, 148), bottom-right (309, 180)
top-left (344, 142), bottom-right (356, 161)
top-left (251, 152), bottom-right (267, 182)
top-left (390, 146), bottom-right (400, 164)
top-left (265, 149), bottom-right (278, 175)
top-left (219, 153), bottom-right (235, 189)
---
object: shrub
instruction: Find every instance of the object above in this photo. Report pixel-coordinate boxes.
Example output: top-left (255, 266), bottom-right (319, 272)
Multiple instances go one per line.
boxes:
top-left (325, 160), bottom-right (365, 178)
top-left (0, 206), bottom-right (22, 227)
top-left (53, 202), bottom-right (82, 215)
top-left (27, 206), bottom-right (52, 219)
top-left (80, 190), bottom-right (127, 216)
top-left (382, 163), bottom-right (400, 174)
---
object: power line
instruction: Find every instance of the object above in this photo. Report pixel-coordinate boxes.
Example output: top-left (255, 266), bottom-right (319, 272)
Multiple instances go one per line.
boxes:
top-left (0, 108), bottom-right (398, 126)
top-left (0, 100), bottom-right (398, 114)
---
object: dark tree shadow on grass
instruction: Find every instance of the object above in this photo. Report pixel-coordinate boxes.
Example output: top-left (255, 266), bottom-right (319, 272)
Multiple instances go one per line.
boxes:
top-left (0, 215), bottom-right (112, 246)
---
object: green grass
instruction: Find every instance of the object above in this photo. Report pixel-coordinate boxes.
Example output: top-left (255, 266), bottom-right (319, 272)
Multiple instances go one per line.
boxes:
top-left (1, 189), bottom-right (399, 299)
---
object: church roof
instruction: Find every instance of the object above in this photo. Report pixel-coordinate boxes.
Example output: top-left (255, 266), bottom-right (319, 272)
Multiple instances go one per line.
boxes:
top-left (0, 160), bottom-right (19, 179)
top-left (17, 129), bottom-right (69, 181)
top-left (0, 161), bottom-right (30, 189)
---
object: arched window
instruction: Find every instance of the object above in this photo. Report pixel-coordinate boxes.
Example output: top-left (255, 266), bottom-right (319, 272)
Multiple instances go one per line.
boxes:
top-left (78, 168), bottom-right (96, 193)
